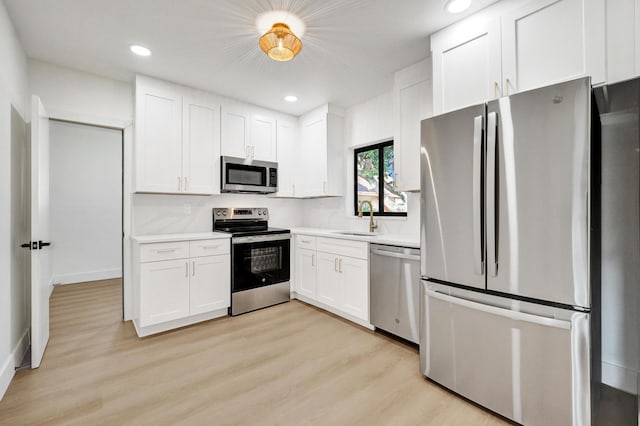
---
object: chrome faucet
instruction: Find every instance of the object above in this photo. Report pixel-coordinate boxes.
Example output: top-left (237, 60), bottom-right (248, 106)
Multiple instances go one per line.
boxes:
top-left (358, 200), bottom-right (378, 233)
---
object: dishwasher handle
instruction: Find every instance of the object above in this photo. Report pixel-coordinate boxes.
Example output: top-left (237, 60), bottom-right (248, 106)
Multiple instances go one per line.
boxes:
top-left (371, 248), bottom-right (420, 261)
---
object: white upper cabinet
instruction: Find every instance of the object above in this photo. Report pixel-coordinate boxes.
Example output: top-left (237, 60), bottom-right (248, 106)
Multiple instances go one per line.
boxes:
top-left (221, 108), bottom-right (277, 162)
top-left (135, 76), bottom-right (220, 195)
top-left (221, 106), bottom-right (250, 159)
top-left (250, 114), bottom-right (277, 162)
top-left (297, 104), bottom-right (344, 198)
top-left (605, 0), bottom-right (640, 83)
top-left (393, 58), bottom-right (433, 192)
top-left (135, 81), bottom-right (183, 193)
top-left (182, 95), bottom-right (220, 195)
top-left (431, 0), bottom-right (605, 113)
top-left (501, 0), bottom-right (605, 94)
top-left (274, 119), bottom-right (297, 197)
top-left (432, 17), bottom-right (502, 114)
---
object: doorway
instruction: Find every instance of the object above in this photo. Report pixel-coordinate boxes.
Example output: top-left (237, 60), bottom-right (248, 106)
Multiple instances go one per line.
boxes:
top-left (48, 120), bottom-right (123, 311)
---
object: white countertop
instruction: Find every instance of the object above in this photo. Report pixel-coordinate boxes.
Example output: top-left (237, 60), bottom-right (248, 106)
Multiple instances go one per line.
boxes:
top-left (291, 228), bottom-right (420, 249)
top-left (131, 232), bottom-right (231, 244)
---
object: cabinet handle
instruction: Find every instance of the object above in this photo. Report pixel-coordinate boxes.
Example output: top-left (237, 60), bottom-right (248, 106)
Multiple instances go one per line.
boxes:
top-left (245, 145), bottom-right (249, 159)
top-left (494, 81), bottom-right (499, 99)
top-left (339, 259), bottom-right (343, 273)
top-left (323, 181), bottom-right (327, 194)
top-left (311, 253), bottom-right (315, 267)
top-left (192, 261), bottom-right (195, 276)
top-left (505, 78), bottom-right (510, 96)
top-left (155, 248), bottom-right (178, 253)
top-left (185, 262), bottom-right (188, 277)
top-left (251, 145), bottom-right (255, 159)
top-left (202, 245), bottom-right (220, 250)
top-left (292, 184), bottom-right (295, 196)
top-left (177, 176), bottom-right (181, 192)
top-left (334, 258), bottom-right (338, 272)
top-left (184, 177), bottom-right (188, 192)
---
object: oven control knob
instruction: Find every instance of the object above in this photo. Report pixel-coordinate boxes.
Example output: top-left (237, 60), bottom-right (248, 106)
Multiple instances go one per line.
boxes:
top-left (258, 211), bottom-right (262, 215)
top-left (262, 209), bottom-right (267, 215)
top-left (222, 211), bottom-right (227, 216)
top-left (216, 211), bottom-right (221, 216)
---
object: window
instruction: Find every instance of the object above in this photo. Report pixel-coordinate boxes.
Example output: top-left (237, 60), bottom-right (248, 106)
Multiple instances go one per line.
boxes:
top-left (354, 140), bottom-right (407, 216)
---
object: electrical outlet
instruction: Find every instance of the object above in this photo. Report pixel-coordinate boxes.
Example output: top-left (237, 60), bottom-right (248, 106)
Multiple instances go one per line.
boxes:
top-left (183, 203), bottom-right (191, 215)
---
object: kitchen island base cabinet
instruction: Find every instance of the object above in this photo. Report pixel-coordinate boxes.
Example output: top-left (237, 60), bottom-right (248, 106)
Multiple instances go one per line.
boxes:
top-left (133, 236), bottom-right (231, 337)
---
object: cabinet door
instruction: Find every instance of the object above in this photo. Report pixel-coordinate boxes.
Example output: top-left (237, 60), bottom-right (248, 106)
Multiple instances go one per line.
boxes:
top-left (140, 259), bottom-right (190, 326)
top-left (605, 0), bottom-right (640, 83)
top-left (295, 248), bottom-right (317, 299)
top-left (298, 115), bottom-right (328, 196)
top-left (275, 120), bottom-right (297, 196)
top-left (190, 254), bottom-right (230, 315)
top-left (432, 17), bottom-right (502, 114)
top-left (221, 107), bottom-right (249, 159)
top-left (501, 0), bottom-right (605, 93)
top-left (316, 251), bottom-right (341, 308)
top-left (183, 96), bottom-right (220, 195)
top-left (135, 84), bottom-right (183, 193)
top-left (340, 256), bottom-right (369, 321)
top-left (251, 114), bottom-right (277, 162)
top-left (394, 59), bottom-right (432, 192)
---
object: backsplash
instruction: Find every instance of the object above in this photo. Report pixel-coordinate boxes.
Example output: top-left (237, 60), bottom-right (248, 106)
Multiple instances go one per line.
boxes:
top-left (132, 193), bottom-right (305, 235)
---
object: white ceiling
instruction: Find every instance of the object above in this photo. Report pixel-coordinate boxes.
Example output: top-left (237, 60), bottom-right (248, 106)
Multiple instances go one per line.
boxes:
top-left (4, 0), bottom-right (497, 115)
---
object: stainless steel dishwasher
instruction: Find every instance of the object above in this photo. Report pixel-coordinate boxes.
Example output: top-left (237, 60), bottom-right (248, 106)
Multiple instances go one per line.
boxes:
top-left (369, 244), bottom-right (421, 344)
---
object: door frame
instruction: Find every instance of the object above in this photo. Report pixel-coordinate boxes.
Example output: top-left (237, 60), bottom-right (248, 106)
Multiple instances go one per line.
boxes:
top-left (45, 107), bottom-right (133, 320)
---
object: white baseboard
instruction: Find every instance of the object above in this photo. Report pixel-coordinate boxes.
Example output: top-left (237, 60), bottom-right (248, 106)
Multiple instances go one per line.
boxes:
top-left (53, 268), bottom-right (122, 285)
top-left (0, 328), bottom-right (30, 401)
top-left (602, 360), bottom-right (639, 395)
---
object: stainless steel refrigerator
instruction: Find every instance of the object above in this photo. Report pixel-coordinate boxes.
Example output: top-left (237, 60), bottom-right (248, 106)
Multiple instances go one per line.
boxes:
top-left (419, 77), bottom-right (600, 425)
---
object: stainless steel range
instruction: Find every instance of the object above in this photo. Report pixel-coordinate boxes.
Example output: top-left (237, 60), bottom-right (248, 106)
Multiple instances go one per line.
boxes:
top-left (213, 208), bottom-right (291, 316)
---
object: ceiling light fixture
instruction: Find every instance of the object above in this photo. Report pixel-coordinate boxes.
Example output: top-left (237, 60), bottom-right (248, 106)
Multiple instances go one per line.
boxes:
top-left (259, 23), bottom-right (302, 62)
top-left (284, 95), bottom-right (298, 102)
top-left (130, 45), bottom-right (151, 56)
top-left (445, 0), bottom-right (471, 14)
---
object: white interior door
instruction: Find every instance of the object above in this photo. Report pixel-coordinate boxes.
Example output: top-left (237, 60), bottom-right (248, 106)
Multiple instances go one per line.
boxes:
top-left (30, 95), bottom-right (51, 369)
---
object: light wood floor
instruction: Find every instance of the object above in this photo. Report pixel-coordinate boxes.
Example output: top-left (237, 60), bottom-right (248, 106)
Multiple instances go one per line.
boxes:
top-left (0, 279), bottom-right (509, 425)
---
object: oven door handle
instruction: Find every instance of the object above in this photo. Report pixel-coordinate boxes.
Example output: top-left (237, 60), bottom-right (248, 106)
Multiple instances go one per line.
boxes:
top-left (232, 234), bottom-right (291, 244)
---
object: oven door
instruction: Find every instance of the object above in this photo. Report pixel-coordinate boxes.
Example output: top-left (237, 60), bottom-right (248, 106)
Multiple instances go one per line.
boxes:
top-left (231, 234), bottom-right (291, 292)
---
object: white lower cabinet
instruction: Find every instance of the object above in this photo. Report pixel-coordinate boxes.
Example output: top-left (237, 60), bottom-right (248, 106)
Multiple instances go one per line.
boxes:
top-left (134, 237), bottom-right (231, 336)
top-left (140, 259), bottom-right (190, 326)
top-left (295, 248), bottom-right (317, 299)
top-left (189, 254), bottom-right (231, 315)
top-left (294, 234), bottom-right (370, 325)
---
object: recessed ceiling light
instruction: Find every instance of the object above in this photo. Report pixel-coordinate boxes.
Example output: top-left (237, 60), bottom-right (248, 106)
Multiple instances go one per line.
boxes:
top-left (284, 95), bottom-right (298, 102)
top-left (130, 45), bottom-right (151, 57)
top-left (445, 0), bottom-right (471, 13)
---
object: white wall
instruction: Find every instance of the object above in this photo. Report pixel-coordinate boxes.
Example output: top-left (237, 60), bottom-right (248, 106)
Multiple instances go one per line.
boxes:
top-left (29, 59), bottom-right (132, 127)
top-left (302, 91), bottom-right (421, 240)
top-left (0, 0), bottom-right (30, 400)
top-left (50, 121), bottom-right (122, 284)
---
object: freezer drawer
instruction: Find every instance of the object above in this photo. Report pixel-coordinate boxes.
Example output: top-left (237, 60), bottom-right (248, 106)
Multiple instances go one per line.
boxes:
top-left (420, 281), bottom-right (591, 426)
top-left (370, 244), bottom-right (421, 344)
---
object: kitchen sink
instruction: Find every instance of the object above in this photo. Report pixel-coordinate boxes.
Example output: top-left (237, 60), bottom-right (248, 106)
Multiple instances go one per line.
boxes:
top-left (332, 231), bottom-right (378, 237)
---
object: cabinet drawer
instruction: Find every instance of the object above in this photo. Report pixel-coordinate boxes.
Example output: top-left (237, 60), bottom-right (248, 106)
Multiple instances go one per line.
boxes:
top-left (296, 235), bottom-right (317, 250)
top-left (189, 239), bottom-right (230, 257)
top-left (140, 241), bottom-right (189, 263)
top-left (317, 237), bottom-right (368, 260)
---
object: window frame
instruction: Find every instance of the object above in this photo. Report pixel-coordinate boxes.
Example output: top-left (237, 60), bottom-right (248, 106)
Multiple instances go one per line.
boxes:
top-left (353, 140), bottom-right (407, 217)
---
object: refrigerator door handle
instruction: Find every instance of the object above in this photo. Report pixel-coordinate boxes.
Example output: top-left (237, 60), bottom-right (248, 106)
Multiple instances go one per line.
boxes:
top-left (472, 115), bottom-right (484, 275)
top-left (425, 288), bottom-right (571, 330)
top-left (486, 111), bottom-right (498, 277)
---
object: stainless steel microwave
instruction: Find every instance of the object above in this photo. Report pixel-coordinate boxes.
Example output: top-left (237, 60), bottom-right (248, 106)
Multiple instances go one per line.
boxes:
top-left (221, 156), bottom-right (278, 194)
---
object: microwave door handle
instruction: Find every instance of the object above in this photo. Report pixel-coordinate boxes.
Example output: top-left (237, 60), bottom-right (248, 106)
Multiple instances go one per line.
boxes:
top-left (486, 111), bottom-right (498, 277)
top-left (472, 115), bottom-right (484, 276)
